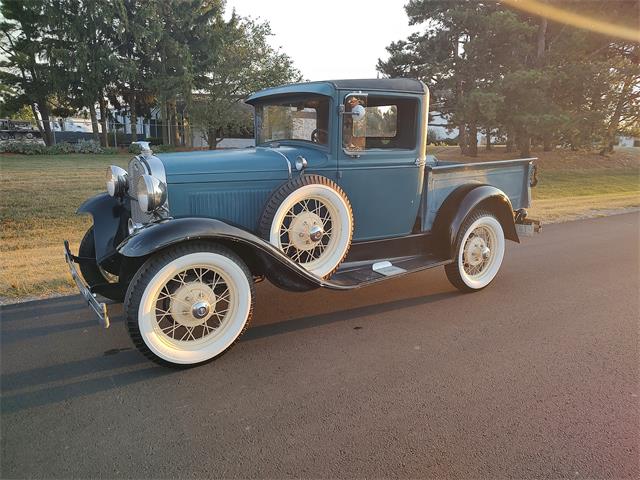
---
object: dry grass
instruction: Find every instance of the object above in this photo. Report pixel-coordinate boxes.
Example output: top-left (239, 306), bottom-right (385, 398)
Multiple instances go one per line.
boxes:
top-left (528, 192), bottom-right (639, 222)
top-left (1, 153), bottom-right (130, 300)
top-left (1, 147), bottom-right (638, 302)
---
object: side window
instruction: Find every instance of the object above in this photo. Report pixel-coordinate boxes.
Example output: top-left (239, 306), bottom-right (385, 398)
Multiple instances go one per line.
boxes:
top-left (362, 105), bottom-right (397, 137)
top-left (342, 95), bottom-right (417, 151)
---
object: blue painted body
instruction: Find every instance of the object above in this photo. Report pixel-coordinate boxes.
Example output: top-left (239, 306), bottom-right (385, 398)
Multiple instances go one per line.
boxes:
top-left (154, 79), bottom-right (534, 242)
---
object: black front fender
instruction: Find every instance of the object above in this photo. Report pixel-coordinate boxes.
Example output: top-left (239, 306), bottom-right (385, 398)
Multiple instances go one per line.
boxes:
top-left (433, 184), bottom-right (519, 257)
top-left (77, 193), bottom-right (130, 263)
top-left (117, 217), bottom-right (324, 292)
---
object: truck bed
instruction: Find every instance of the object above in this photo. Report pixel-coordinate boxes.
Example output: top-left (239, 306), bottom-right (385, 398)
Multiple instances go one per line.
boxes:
top-left (421, 158), bottom-right (536, 232)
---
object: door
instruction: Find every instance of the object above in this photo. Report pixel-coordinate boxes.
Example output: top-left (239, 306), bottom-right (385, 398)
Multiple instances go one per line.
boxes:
top-left (337, 91), bottom-right (425, 241)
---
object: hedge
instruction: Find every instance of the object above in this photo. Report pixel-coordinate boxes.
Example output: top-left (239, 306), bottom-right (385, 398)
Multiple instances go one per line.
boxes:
top-left (3, 140), bottom-right (185, 155)
top-left (0, 140), bottom-right (121, 155)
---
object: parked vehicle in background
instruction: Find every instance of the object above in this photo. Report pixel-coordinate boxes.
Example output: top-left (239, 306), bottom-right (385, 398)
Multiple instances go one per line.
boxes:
top-left (0, 118), bottom-right (41, 141)
top-left (65, 78), bottom-right (540, 368)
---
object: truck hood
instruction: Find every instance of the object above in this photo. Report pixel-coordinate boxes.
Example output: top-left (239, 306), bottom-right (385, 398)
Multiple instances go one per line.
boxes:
top-left (157, 145), bottom-right (325, 184)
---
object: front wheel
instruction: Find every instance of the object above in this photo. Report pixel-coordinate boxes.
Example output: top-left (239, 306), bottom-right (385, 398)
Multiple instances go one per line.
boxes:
top-left (445, 210), bottom-right (506, 292)
top-left (124, 242), bottom-right (254, 368)
top-left (79, 227), bottom-right (123, 301)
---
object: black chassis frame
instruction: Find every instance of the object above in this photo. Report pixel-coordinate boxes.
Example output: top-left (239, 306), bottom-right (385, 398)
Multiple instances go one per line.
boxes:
top-left (75, 183), bottom-right (519, 296)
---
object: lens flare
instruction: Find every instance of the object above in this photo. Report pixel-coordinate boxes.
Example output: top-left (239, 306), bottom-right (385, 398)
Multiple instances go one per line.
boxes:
top-left (502, 0), bottom-right (640, 42)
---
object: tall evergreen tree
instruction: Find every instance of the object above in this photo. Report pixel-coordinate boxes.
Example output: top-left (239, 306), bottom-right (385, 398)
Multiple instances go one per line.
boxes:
top-left (46, 0), bottom-right (121, 146)
top-left (378, 0), bottom-right (640, 156)
top-left (0, 0), bottom-right (57, 145)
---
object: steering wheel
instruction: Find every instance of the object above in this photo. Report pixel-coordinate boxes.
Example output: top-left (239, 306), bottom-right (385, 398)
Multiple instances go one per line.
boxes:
top-left (311, 128), bottom-right (329, 144)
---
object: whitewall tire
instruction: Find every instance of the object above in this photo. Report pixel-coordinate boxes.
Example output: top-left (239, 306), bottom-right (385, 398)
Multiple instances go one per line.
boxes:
top-left (445, 210), bottom-right (506, 292)
top-left (125, 243), bottom-right (254, 367)
top-left (259, 175), bottom-right (353, 278)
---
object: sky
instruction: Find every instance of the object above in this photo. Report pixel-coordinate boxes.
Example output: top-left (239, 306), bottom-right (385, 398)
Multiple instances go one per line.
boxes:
top-left (225, 0), bottom-right (421, 81)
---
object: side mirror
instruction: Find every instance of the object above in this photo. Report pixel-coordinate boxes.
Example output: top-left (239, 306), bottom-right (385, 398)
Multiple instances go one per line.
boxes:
top-left (351, 104), bottom-right (366, 121)
top-left (338, 103), bottom-right (366, 121)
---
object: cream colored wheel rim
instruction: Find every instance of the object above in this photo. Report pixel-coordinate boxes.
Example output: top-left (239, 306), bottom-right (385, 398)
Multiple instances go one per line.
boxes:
top-left (269, 184), bottom-right (352, 277)
top-left (458, 216), bottom-right (505, 289)
top-left (138, 252), bottom-right (251, 364)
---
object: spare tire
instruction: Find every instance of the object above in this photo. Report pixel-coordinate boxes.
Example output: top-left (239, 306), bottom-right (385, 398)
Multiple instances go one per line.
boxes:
top-left (259, 175), bottom-right (353, 278)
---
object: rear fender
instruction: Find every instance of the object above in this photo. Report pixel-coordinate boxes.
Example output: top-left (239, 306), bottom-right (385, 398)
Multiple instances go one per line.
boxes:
top-left (117, 217), bottom-right (322, 292)
top-left (77, 193), bottom-right (130, 264)
top-left (433, 184), bottom-right (519, 258)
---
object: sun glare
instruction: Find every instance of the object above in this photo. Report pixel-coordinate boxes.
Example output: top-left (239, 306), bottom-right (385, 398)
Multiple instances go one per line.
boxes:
top-left (502, 0), bottom-right (640, 42)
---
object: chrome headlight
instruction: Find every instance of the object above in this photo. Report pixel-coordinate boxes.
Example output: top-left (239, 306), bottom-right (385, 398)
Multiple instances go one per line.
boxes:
top-left (295, 155), bottom-right (308, 171)
top-left (106, 165), bottom-right (128, 197)
top-left (137, 174), bottom-right (167, 212)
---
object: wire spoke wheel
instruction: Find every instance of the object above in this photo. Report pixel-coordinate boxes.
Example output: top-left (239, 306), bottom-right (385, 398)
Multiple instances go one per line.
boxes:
top-left (126, 246), bottom-right (254, 367)
top-left (260, 175), bottom-right (353, 278)
top-left (445, 210), bottom-right (506, 292)
top-left (152, 265), bottom-right (234, 346)
top-left (278, 196), bottom-right (335, 266)
top-left (462, 225), bottom-right (495, 278)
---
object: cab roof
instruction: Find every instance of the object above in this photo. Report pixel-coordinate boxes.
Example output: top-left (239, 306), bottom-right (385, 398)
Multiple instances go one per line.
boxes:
top-left (245, 78), bottom-right (427, 104)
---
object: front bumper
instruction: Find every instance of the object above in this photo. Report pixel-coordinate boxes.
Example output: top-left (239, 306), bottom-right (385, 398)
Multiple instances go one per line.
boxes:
top-left (64, 240), bottom-right (110, 328)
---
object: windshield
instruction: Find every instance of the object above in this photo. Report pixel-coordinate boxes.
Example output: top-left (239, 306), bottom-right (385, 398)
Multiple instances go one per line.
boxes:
top-left (255, 95), bottom-right (330, 146)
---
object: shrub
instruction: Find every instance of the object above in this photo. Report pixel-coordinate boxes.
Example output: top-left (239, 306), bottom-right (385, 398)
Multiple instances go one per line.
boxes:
top-left (128, 143), bottom-right (142, 154)
top-left (151, 144), bottom-right (177, 153)
top-left (74, 139), bottom-right (104, 154)
top-left (48, 142), bottom-right (76, 154)
top-left (0, 139), bottom-right (114, 155)
top-left (0, 141), bottom-right (47, 155)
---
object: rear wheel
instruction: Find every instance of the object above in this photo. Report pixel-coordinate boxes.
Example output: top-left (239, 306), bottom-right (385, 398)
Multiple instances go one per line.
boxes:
top-left (124, 242), bottom-right (254, 368)
top-left (445, 210), bottom-right (505, 292)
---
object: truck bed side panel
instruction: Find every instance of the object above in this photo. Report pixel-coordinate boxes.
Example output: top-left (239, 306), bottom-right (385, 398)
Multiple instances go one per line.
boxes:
top-left (422, 159), bottom-right (535, 232)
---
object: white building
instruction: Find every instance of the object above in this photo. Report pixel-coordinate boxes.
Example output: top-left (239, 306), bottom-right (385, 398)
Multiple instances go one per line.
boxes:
top-left (617, 136), bottom-right (639, 147)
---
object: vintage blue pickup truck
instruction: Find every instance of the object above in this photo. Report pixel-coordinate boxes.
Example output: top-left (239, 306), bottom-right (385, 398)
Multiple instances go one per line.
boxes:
top-left (65, 78), bottom-right (539, 367)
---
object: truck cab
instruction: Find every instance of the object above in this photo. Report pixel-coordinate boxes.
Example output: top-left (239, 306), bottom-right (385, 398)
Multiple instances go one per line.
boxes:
top-left (246, 78), bottom-right (428, 241)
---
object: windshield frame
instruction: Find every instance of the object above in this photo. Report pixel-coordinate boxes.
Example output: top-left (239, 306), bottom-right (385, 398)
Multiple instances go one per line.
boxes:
top-left (253, 93), bottom-right (332, 149)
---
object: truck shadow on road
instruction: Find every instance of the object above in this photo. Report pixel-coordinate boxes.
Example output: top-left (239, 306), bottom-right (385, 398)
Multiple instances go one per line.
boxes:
top-left (1, 286), bottom-right (456, 414)
top-left (243, 291), bottom-right (456, 341)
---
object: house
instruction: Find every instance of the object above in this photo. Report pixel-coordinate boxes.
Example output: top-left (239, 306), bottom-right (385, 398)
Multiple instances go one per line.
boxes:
top-left (617, 136), bottom-right (640, 148)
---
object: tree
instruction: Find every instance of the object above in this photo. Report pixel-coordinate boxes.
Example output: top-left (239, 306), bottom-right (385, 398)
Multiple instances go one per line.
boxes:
top-left (0, 0), bottom-right (57, 145)
top-left (379, 1), bottom-right (534, 156)
top-left (136, 0), bottom-right (227, 147)
top-left (191, 15), bottom-right (301, 149)
top-left (44, 0), bottom-right (123, 146)
top-left (1, 0), bottom-right (302, 150)
top-left (378, 0), bottom-right (640, 156)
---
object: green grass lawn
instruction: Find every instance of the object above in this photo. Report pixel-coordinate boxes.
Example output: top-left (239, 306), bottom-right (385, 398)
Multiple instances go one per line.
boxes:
top-left (534, 168), bottom-right (639, 199)
top-left (1, 149), bottom-right (638, 301)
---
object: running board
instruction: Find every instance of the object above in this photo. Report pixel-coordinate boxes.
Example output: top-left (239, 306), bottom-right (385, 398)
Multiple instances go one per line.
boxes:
top-left (325, 254), bottom-right (452, 289)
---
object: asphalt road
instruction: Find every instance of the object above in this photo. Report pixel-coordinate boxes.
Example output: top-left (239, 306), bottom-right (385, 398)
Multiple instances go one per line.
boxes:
top-left (1, 213), bottom-right (638, 479)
